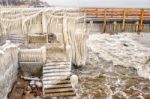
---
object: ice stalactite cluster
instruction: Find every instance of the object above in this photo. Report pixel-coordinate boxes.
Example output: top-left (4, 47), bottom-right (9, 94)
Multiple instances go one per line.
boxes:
top-left (0, 8), bottom-right (88, 66)
top-left (0, 41), bottom-right (18, 99)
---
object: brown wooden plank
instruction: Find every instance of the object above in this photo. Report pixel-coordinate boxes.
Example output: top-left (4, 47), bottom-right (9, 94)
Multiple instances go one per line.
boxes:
top-left (43, 72), bottom-right (71, 77)
top-left (81, 8), bottom-right (150, 18)
top-left (43, 76), bottom-right (70, 81)
top-left (102, 9), bottom-right (107, 33)
top-left (44, 92), bottom-right (75, 97)
top-left (122, 9), bottom-right (126, 32)
top-left (113, 21), bottom-right (117, 33)
top-left (45, 88), bottom-right (73, 93)
top-left (139, 9), bottom-right (144, 32)
top-left (44, 84), bottom-right (72, 89)
top-left (43, 79), bottom-right (70, 84)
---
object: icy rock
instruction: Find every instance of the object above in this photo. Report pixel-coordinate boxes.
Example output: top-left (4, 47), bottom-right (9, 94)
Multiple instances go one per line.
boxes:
top-left (35, 81), bottom-right (42, 88)
top-left (71, 75), bottom-right (79, 90)
top-left (26, 86), bottom-right (32, 92)
top-left (30, 80), bottom-right (35, 86)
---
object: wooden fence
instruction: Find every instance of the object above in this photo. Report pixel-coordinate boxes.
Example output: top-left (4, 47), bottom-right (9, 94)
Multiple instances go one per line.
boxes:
top-left (81, 8), bottom-right (150, 33)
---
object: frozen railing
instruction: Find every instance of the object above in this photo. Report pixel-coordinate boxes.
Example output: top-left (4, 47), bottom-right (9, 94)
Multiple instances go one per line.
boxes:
top-left (0, 40), bottom-right (18, 99)
top-left (18, 46), bottom-right (46, 64)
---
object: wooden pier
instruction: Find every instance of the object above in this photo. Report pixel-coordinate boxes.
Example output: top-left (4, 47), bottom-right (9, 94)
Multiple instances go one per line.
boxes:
top-left (81, 8), bottom-right (150, 33)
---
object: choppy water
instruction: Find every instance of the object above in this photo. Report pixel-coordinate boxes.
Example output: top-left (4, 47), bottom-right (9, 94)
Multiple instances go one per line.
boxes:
top-left (73, 33), bottom-right (150, 99)
top-left (73, 50), bottom-right (150, 99)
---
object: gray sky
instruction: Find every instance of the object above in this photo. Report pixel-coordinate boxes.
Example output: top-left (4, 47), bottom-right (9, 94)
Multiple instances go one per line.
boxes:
top-left (47, 0), bottom-right (150, 8)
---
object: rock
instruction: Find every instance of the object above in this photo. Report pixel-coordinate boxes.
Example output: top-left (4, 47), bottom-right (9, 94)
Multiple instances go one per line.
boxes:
top-left (26, 86), bottom-right (32, 92)
top-left (16, 81), bottom-right (21, 86)
top-left (32, 85), bottom-right (36, 88)
top-left (24, 93), bottom-right (35, 99)
top-left (24, 86), bottom-right (32, 94)
top-left (70, 75), bottom-right (79, 90)
top-left (30, 80), bottom-right (35, 86)
top-left (35, 81), bottom-right (42, 88)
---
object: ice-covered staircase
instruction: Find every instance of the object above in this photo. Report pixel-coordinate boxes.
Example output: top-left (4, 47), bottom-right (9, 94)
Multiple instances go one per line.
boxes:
top-left (42, 60), bottom-right (76, 98)
top-left (8, 33), bottom-right (26, 44)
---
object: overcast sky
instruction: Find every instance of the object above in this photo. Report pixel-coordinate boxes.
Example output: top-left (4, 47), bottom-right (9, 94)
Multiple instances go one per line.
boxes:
top-left (46, 0), bottom-right (150, 8)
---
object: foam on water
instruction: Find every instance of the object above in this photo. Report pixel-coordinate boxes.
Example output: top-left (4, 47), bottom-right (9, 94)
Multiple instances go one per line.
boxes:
top-left (74, 33), bottom-right (150, 99)
top-left (88, 33), bottom-right (150, 80)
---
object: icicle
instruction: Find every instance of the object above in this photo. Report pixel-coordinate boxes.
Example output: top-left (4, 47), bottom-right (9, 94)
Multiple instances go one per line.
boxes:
top-left (42, 13), bottom-right (47, 33)
top-left (0, 8), bottom-right (88, 66)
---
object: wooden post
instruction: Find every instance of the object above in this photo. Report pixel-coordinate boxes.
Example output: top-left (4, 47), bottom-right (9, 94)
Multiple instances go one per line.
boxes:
top-left (96, 8), bottom-right (98, 17)
top-left (102, 9), bottom-right (107, 33)
top-left (90, 20), bottom-right (93, 32)
top-left (122, 9), bottom-right (126, 32)
top-left (135, 21), bottom-right (139, 33)
top-left (139, 9), bottom-right (144, 32)
top-left (113, 21), bottom-right (117, 34)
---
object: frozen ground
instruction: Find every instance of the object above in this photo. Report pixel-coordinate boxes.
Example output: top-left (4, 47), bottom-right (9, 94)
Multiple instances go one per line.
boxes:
top-left (73, 32), bottom-right (150, 99)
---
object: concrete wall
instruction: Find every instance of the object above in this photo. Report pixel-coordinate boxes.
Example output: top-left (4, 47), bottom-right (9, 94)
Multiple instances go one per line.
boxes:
top-left (0, 41), bottom-right (18, 99)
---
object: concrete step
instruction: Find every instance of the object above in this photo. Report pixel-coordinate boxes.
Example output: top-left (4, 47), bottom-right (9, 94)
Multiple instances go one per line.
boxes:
top-left (42, 60), bottom-right (75, 97)
top-left (44, 84), bottom-right (72, 89)
top-left (43, 80), bottom-right (70, 86)
top-left (43, 65), bottom-right (69, 70)
top-left (19, 62), bottom-right (42, 65)
top-left (45, 62), bottom-right (70, 66)
top-left (43, 72), bottom-right (71, 77)
top-left (43, 76), bottom-right (69, 81)
top-left (43, 69), bottom-right (70, 73)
